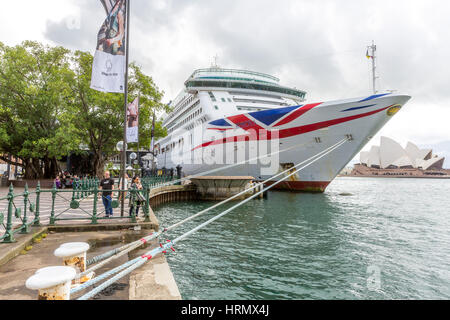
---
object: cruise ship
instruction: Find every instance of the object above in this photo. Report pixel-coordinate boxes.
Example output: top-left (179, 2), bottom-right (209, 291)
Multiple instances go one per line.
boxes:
top-left (154, 67), bottom-right (411, 192)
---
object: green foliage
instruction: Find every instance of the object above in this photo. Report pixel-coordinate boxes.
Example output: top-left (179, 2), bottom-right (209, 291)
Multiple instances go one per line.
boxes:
top-left (0, 41), bottom-right (169, 179)
top-left (0, 41), bottom-right (82, 178)
top-left (65, 51), bottom-right (168, 176)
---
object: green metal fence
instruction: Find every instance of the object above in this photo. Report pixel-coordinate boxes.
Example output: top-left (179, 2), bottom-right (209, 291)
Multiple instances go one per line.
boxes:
top-left (0, 177), bottom-right (159, 244)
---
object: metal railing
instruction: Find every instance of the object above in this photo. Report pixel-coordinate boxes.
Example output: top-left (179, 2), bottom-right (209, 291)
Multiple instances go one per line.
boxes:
top-left (0, 177), bottom-right (160, 244)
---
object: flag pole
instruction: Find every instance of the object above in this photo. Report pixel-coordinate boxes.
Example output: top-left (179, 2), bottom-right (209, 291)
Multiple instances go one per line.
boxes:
top-left (150, 112), bottom-right (156, 170)
top-left (137, 94), bottom-right (141, 175)
top-left (120, 0), bottom-right (131, 217)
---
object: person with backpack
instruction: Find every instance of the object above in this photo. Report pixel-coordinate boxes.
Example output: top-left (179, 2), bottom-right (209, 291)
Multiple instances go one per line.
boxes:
top-left (129, 176), bottom-right (144, 217)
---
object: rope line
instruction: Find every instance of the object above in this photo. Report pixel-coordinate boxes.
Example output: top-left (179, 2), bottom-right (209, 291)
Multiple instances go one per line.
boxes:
top-left (151, 137), bottom-right (314, 188)
top-left (78, 233), bottom-right (159, 279)
top-left (173, 138), bottom-right (348, 244)
top-left (165, 139), bottom-right (348, 234)
top-left (82, 138), bottom-right (313, 266)
top-left (75, 138), bottom-right (348, 300)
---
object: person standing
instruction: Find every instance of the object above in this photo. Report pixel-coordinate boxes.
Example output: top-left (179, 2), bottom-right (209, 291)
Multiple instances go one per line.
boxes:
top-left (129, 176), bottom-right (143, 217)
top-left (100, 171), bottom-right (115, 218)
top-left (54, 176), bottom-right (62, 189)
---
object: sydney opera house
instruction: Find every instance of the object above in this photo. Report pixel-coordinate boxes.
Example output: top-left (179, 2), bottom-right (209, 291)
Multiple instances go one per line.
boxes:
top-left (351, 137), bottom-right (448, 177)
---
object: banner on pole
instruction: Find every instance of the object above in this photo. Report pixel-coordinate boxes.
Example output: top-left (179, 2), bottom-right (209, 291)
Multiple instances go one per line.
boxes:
top-left (90, 0), bottom-right (127, 93)
top-left (126, 97), bottom-right (139, 143)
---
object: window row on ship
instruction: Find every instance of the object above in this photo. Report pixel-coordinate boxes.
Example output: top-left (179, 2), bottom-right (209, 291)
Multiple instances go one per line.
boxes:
top-left (165, 93), bottom-right (197, 125)
top-left (157, 113), bottom-right (210, 156)
top-left (167, 106), bottom-right (204, 134)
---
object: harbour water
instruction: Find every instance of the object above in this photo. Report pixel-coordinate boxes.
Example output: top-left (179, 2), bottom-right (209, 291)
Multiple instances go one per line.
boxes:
top-left (154, 177), bottom-right (450, 300)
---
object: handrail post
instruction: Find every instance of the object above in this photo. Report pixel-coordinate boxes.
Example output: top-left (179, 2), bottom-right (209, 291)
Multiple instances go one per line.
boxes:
top-left (2, 184), bottom-right (16, 243)
top-left (144, 186), bottom-right (150, 222)
top-left (91, 183), bottom-right (98, 225)
top-left (75, 180), bottom-right (80, 200)
top-left (130, 186), bottom-right (137, 224)
top-left (82, 179), bottom-right (86, 199)
top-left (33, 181), bottom-right (41, 227)
top-left (20, 183), bottom-right (30, 234)
top-left (49, 183), bottom-right (57, 225)
top-left (72, 181), bottom-right (77, 202)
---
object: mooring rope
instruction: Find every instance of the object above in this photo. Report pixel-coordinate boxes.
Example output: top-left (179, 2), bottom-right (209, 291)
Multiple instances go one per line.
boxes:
top-left (78, 233), bottom-right (160, 279)
top-left (148, 137), bottom-right (316, 188)
top-left (75, 138), bottom-right (348, 300)
top-left (83, 138), bottom-right (343, 273)
top-left (171, 138), bottom-right (348, 244)
top-left (163, 138), bottom-right (348, 234)
top-left (83, 138), bottom-right (314, 267)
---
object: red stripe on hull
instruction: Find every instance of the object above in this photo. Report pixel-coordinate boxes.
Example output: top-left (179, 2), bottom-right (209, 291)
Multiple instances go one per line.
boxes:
top-left (264, 180), bottom-right (330, 193)
top-left (193, 105), bottom-right (391, 151)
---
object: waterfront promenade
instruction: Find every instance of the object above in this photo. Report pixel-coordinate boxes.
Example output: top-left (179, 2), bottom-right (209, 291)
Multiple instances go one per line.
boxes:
top-left (0, 184), bottom-right (188, 300)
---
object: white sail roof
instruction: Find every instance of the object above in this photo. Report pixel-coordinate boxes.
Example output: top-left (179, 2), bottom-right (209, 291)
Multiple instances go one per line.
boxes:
top-left (360, 151), bottom-right (370, 165)
top-left (359, 137), bottom-right (445, 170)
top-left (392, 155), bottom-right (414, 168)
top-left (416, 157), bottom-right (445, 170)
top-left (367, 146), bottom-right (381, 167)
top-left (380, 136), bottom-right (411, 169)
top-left (405, 142), bottom-right (432, 163)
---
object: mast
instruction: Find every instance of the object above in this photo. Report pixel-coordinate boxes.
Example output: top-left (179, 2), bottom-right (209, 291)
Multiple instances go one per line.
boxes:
top-left (120, 0), bottom-right (130, 217)
top-left (367, 40), bottom-right (377, 94)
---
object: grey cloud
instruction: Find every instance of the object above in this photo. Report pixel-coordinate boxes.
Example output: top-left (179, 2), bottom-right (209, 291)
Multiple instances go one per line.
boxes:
top-left (41, 0), bottom-right (450, 156)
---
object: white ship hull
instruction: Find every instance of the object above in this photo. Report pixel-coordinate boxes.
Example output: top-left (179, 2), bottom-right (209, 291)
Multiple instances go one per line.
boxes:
top-left (157, 93), bottom-right (411, 192)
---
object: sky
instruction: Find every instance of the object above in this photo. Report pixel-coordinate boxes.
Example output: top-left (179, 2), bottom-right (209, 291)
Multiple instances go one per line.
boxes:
top-left (0, 0), bottom-right (449, 166)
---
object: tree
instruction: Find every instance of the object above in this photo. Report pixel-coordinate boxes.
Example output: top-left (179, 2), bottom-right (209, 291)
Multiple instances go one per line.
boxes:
top-left (0, 41), bottom-right (169, 179)
top-left (0, 41), bottom-right (81, 179)
top-left (65, 51), bottom-right (169, 178)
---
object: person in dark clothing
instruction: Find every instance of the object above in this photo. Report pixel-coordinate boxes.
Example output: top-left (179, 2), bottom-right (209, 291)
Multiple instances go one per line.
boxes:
top-left (61, 175), bottom-right (67, 189)
top-left (100, 171), bottom-right (115, 217)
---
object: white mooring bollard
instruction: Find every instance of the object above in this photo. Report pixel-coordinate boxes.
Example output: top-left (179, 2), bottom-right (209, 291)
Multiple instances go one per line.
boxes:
top-left (54, 242), bottom-right (95, 284)
top-left (26, 266), bottom-right (76, 300)
top-left (54, 242), bottom-right (90, 272)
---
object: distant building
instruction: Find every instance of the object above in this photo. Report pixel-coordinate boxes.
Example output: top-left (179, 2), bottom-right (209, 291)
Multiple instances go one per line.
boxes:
top-left (359, 137), bottom-right (445, 170)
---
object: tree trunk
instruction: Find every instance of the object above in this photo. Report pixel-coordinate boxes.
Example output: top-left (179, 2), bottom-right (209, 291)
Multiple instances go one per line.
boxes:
top-left (93, 151), bottom-right (106, 178)
top-left (43, 157), bottom-right (52, 179)
top-left (23, 158), bottom-right (43, 180)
